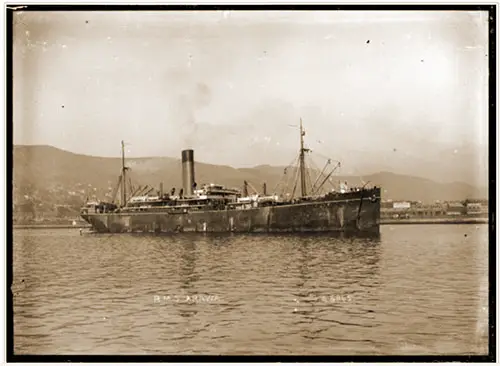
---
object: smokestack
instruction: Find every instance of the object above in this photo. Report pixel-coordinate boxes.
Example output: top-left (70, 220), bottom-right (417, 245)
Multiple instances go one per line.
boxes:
top-left (181, 149), bottom-right (195, 197)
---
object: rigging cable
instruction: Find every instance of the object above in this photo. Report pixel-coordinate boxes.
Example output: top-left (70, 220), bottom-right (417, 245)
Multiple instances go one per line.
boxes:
top-left (310, 158), bottom-right (330, 194)
top-left (304, 155), bottom-right (315, 196)
top-left (308, 154), bottom-right (336, 194)
top-left (111, 175), bottom-right (122, 204)
top-left (278, 153), bottom-right (300, 197)
top-left (313, 162), bottom-right (341, 195)
top-left (290, 158), bottom-right (301, 200)
top-left (307, 155), bottom-right (324, 194)
top-left (273, 153), bottom-right (298, 193)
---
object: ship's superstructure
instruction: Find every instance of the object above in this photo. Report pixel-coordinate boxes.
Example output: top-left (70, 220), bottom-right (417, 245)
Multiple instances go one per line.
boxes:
top-left (81, 121), bottom-right (381, 233)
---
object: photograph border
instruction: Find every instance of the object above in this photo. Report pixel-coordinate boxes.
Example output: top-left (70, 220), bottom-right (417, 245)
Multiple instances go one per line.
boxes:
top-left (5, 3), bottom-right (496, 362)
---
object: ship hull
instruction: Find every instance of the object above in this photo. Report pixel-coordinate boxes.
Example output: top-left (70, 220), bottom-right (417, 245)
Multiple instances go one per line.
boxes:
top-left (81, 191), bottom-right (381, 234)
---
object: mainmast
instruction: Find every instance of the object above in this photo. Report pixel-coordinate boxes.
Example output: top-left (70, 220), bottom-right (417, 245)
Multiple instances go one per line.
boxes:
top-left (299, 118), bottom-right (309, 197)
top-left (121, 140), bottom-right (127, 206)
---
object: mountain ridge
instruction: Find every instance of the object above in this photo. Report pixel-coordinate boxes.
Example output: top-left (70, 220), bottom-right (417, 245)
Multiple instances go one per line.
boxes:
top-left (12, 145), bottom-right (488, 209)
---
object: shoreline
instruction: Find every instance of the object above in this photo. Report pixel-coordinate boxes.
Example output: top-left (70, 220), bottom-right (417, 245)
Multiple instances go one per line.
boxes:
top-left (13, 217), bottom-right (488, 230)
top-left (380, 217), bottom-right (488, 225)
top-left (13, 224), bottom-right (91, 229)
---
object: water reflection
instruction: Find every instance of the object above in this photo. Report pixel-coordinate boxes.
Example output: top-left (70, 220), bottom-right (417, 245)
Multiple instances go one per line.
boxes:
top-left (179, 240), bottom-right (197, 291)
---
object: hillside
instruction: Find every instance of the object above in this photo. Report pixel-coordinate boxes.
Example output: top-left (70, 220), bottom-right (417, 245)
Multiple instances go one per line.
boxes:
top-left (12, 145), bottom-right (488, 220)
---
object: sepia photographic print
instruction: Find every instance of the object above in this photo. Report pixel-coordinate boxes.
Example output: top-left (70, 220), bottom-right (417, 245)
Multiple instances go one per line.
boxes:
top-left (7, 4), bottom-right (495, 361)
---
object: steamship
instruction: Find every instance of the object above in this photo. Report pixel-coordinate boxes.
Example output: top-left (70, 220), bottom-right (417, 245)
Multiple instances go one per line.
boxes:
top-left (80, 120), bottom-right (381, 233)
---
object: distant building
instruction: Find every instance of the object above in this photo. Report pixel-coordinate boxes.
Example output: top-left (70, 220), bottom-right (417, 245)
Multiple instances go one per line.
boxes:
top-left (466, 198), bottom-right (488, 205)
top-left (380, 202), bottom-right (445, 218)
top-left (393, 201), bottom-right (411, 209)
top-left (380, 198), bottom-right (487, 219)
top-left (466, 202), bottom-right (488, 215)
top-left (446, 202), bottom-right (466, 216)
top-left (381, 200), bottom-right (393, 209)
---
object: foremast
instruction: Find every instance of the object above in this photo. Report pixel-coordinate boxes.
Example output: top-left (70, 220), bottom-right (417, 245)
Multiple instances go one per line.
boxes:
top-left (299, 118), bottom-right (310, 198)
top-left (121, 140), bottom-right (128, 207)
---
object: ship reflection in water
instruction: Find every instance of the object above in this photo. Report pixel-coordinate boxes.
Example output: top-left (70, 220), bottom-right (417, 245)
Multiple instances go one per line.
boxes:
top-left (13, 225), bottom-right (487, 355)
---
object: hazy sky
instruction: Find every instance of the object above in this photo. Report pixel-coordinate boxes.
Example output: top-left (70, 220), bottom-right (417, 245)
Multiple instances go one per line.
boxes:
top-left (13, 10), bottom-right (489, 173)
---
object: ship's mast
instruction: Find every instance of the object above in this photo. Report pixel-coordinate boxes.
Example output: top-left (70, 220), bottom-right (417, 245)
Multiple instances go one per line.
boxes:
top-left (299, 118), bottom-right (308, 197)
top-left (121, 140), bottom-right (127, 206)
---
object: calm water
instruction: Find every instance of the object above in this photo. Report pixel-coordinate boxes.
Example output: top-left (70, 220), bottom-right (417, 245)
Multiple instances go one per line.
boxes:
top-left (13, 225), bottom-right (489, 355)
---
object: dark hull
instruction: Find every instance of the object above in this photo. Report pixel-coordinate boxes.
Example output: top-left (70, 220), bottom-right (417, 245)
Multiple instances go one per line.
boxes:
top-left (81, 189), bottom-right (381, 234)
